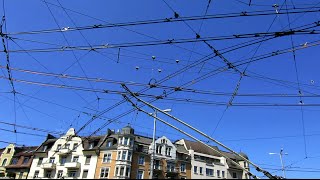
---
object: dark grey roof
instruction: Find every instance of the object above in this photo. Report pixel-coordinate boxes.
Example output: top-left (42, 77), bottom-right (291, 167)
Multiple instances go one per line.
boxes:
top-left (135, 135), bottom-right (152, 145)
top-left (175, 144), bottom-right (188, 154)
top-left (35, 138), bottom-right (57, 153)
top-left (98, 134), bottom-right (118, 150)
top-left (183, 140), bottom-right (221, 157)
top-left (82, 136), bottom-right (104, 151)
top-left (239, 152), bottom-right (249, 160)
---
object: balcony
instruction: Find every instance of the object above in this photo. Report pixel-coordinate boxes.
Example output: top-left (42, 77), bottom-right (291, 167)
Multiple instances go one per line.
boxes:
top-left (41, 163), bottom-right (56, 169)
top-left (65, 162), bottom-right (81, 169)
top-left (57, 148), bottom-right (70, 155)
top-left (153, 165), bottom-right (162, 171)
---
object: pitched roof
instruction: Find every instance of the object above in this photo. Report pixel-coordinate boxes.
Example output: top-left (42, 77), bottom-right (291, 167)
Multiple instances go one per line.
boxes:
top-left (183, 139), bottom-right (221, 157)
top-left (135, 135), bottom-right (152, 145)
top-left (175, 144), bottom-right (188, 154)
top-left (35, 138), bottom-right (57, 153)
top-left (82, 136), bottom-right (104, 150)
top-left (14, 146), bottom-right (37, 156)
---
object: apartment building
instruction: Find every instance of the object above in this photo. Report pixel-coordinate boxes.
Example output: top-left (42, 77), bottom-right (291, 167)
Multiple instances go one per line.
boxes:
top-left (94, 126), bottom-right (191, 179)
top-left (176, 139), bottom-right (250, 179)
top-left (5, 146), bottom-right (37, 179)
top-left (28, 128), bottom-right (103, 179)
top-left (0, 144), bottom-right (15, 178)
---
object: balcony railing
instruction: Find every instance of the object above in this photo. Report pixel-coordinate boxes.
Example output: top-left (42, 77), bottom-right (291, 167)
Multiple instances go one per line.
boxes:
top-left (41, 163), bottom-right (56, 169)
top-left (64, 162), bottom-right (81, 169)
top-left (153, 165), bottom-right (162, 170)
top-left (57, 148), bottom-right (70, 155)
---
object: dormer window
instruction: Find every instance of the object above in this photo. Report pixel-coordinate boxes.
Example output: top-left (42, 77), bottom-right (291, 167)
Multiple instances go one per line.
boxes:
top-left (57, 144), bottom-right (62, 151)
top-left (7, 148), bottom-right (11, 154)
top-left (106, 141), bottom-right (112, 148)
top-left (65, 144), bottom-right (70, 150)
top-left (89, 142), bottom-right (94, 149)
top-left (42, 146), bottom-right (48, 152)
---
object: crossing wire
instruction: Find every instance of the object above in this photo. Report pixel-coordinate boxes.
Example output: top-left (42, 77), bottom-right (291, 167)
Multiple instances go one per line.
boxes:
top-left (5, 6), bottom-right (320, 36)
top-left (284, 0), bottom-right (308, 158)
top-left (0, 5), bottom-right (18, 143)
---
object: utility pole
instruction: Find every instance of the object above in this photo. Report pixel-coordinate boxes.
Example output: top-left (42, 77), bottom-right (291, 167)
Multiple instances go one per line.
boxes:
top-left (269, 148), bottom-right (288, 178)
top-left (149, 109), bottom-right (171, 179)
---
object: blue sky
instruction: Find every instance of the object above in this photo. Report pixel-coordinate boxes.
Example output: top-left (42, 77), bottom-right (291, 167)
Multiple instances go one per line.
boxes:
top-left (1, 0), bottom-right (320, 178)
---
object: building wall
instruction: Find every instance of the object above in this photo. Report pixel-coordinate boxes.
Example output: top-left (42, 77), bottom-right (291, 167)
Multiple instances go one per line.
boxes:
top-left (190, 151), bottom-right (228, 179)
top-left (130, 151), bottom-right (151, 179)
top-left (28, 129), bottom-right (98, 179)
top-left (0, 144), bottom-right (15, 177)
top-left (95, 150), bottom-right (117, 179)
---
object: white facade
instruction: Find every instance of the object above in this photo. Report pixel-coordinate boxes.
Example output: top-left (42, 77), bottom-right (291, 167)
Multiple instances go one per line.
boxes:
top-left (148, 136), bottom-right (177, 160)
top-left (28, 128), bottom-right (98, 179)
top-left (188, 149), bottom-right (228, 179)
top-left (176, 139), bottom-right (249, 179)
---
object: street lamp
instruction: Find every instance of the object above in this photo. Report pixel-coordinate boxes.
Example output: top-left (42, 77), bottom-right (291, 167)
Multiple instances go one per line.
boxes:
top-left (269, 148), bottom-right (288, 178)
top-left (149, 108), bottom-right (172, 179)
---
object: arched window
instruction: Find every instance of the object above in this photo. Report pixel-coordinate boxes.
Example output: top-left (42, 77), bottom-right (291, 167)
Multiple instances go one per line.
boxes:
top-left (2, 159), bottom-right (7, 166)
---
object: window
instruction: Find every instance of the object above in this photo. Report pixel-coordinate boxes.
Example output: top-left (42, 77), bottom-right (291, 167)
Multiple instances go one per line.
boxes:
top-left (199, 167), bottom-right (203, 174)
top-left (57, 170), bottom-right (63, 178)
top-left (89, 142), bottom-right (94, 149)
top-left (167, 163), bottom-right (175, 172)
top-left (117, 151), bottom-right (121, 160)
top-left (106, 141), bottom-right (112, 148)
top-left (18, 172), bottom-right (23, 179)
top-left (22, 157), bottom-right (29, 164)
top-left (1, 159), bottom-right (7, 166)
top-left (37, 158), bottom-right (43, 166)
top-left (120, 167), bottom-right (124, 177)
top-left (73, 143), bottom-right (78, 151)
top-left (122, 151), bottom-right (127, 160)
top-left (65, 144), bottom-right (70, 149)
top-left (206, 168), bottom-right (213, 176)
top-left (124, 137), bottom-right (128, 145)
top-left (232, 172), bottom-right (237, 178)
top-left (45, 170), bottom-right (52, 178)
top-left (57, 144), bottom-right (62, 151)
top-left (129, 138), bottom-right (133, 146)
top-left (165, 147), bottom-right (171, 156)
top-left (180, 163), bottom-right (186, 172)
top-left (244, 162), bottom-right (247, 168)
top-left (82, 170), bottom-right (88, 179)
top-left (115, 167), bottom-right (119, 177)
top-left (100, 168), bottom-right (109, 178)
top-left (125, 167), bottom-right (130, 177)
top-left (103, 153), bottom-right (112, 163)
top-left (85, 155), bottom-right (91, 165)
top-left (68, 170), bottom-right (77, 177)
top-left (42, 145), bottom-right (47, 152)
top-left (156, 145), bottom-right (162, 154)
top-left (11, 158), bottom-right (18, 165)
top-left (72, 156), bottom-right (79, 162)
top-left (60, 156), bottom-right (67, 165)
top-left (127, 151), bottom-right (132, 161)
top-left (138, 156), bottom-right (144, 165)
top-left (137, 170), bottom-right (143, 179)
top-left (49, 157), bottom-right (55, 163)
top-left (7, 148), bottom-right (11, 154)
top-left (34, 171), bottom-right (39, 178)
top-left (222, 171), bottom-right (225, 178)
top-left (217, 170), bottom-right (220, 177)
top-left (194, 166), bottom-right (197, 174)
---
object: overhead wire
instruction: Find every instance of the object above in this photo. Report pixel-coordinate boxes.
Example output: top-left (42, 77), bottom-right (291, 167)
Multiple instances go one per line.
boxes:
top-left (284, 0), bottom-right (308, 158)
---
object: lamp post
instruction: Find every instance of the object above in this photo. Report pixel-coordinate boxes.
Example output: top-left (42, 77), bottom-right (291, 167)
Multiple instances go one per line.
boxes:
top-left (149, 108), bottom-right (172, 179)
top-left (269, 148), bottom-right (288, 178)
